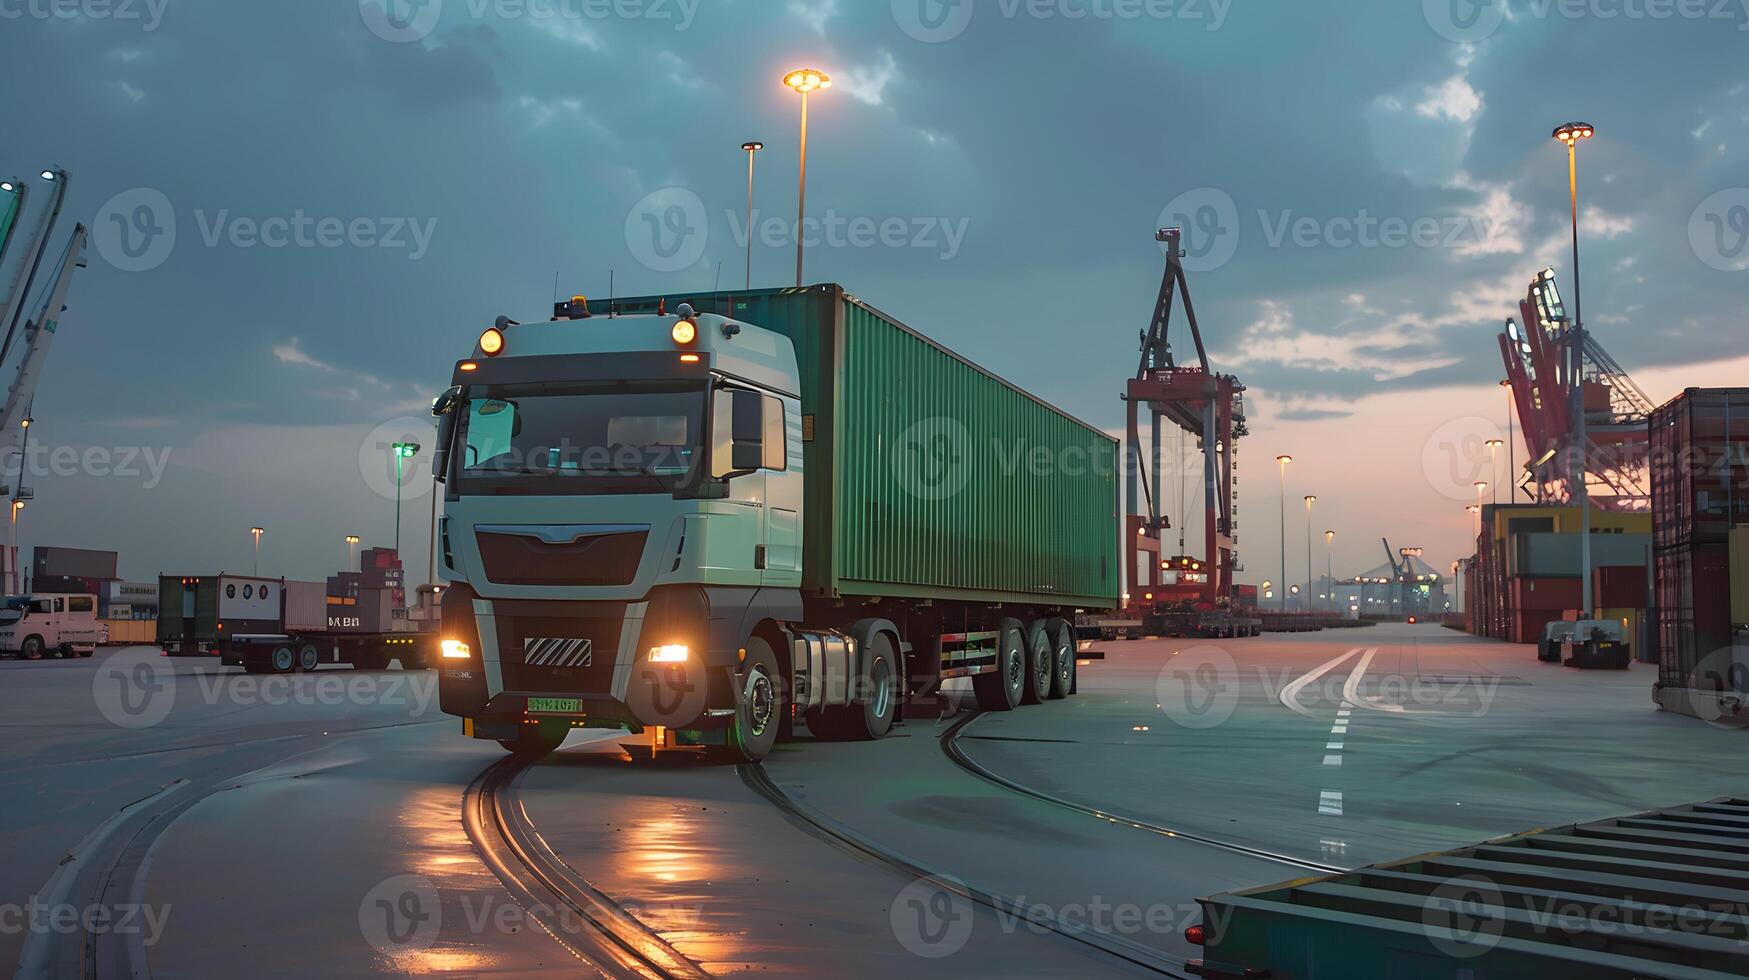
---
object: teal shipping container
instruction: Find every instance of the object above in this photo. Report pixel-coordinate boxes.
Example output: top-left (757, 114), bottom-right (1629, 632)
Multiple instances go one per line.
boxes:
top-left (605, 284), bottom-right (1119, 609)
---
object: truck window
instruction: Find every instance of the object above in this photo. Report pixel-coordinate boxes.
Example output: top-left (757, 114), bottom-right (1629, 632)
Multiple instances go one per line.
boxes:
top-left (30, 599), bottom-right (51, 615)
top-left (458, 384), bottom-right (705, 493)
top-left (711, 391), bottom-right (788, 476)
top-left (762, 395), bottom-right (787, 472)
top-left (54, 598), bottom-right (65, 613)
top-left (69, 597), bottom-right (94, 613)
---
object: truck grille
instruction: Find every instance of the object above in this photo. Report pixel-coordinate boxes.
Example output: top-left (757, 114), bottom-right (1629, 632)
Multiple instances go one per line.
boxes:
top-left (475, 524), bottom-right (648, 587)
top-left (494, 607), bottom-right (626, 695)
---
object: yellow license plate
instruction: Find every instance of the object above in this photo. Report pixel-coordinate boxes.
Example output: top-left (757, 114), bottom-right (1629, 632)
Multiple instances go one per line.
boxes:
top-left (527, 698), bottom-right (582, 714)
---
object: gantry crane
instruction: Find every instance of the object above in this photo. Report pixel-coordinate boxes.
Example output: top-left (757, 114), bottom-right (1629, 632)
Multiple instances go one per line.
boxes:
top-left (1124, 228), bottom-right (1248, 616)
top-left (1499, 268), bottom-right (1650, 509)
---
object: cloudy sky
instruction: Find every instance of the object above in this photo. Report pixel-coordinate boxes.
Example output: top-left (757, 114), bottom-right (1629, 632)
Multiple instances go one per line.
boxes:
top-left (0, 0), bottom-right (1745, 587)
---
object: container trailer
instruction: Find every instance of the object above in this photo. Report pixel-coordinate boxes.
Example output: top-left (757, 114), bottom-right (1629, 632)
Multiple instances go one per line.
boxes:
top-left (158, 573), bottom-right (437, 673)
top-left (430, 285), bottom-right (1120, 761)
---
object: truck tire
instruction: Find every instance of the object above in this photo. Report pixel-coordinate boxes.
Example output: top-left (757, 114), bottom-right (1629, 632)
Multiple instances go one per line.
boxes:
top-left (1021, 620), bottom-right (1053, 705)
top-left (727, 637), bottom-right (784, 763)
top-left (807, 631), bottom-right (901, 741)
top-left (1045, 618), bottom-right (1076, 700)
top-left (296, 644), bottom-right (321, 673)
top-left (20, 636), bottom-right (44, 661)
top-left (499, 722), bottom-right (568, 759)
top-left (270, 645), bottom-right (296, 674)
top-left (973, 619), bottom-right (1025, 711)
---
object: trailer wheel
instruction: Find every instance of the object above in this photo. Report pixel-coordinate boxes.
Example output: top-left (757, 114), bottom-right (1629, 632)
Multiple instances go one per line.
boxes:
top-left (270, 645), bottom-right (296, 674)
top-left (498, 722), bottom-right (567, 759)
top-left (727, 637), bottom-right (784, 763)
top-left (807, 631), bottom-right (901, 741)
top-left (1021, 620), bottom-right (1053, 706)
top-left (1045, 619), bottom-right (1075, 700)
top-left (296, 644), bottom-right (321, 673)
top-left (973, 619), bottom-right (1025, 711)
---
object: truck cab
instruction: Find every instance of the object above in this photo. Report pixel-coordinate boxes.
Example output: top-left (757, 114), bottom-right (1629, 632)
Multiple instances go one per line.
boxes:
top-left (432, 289), bottom-right (1105, 763)
top-left (432, 300), bottom-right (807, 761)
top-left (0, 593), bottom-right (102, 660)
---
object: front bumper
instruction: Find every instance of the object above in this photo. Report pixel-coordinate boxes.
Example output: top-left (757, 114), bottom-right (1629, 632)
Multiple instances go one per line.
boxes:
top-left (438, 584), bottom-right (737, 734)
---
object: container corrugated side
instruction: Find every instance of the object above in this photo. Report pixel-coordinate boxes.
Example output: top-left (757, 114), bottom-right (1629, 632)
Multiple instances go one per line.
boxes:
top-left (829, 296), bottom-right (1117, 606)
top-left (283, 580), bottom-right (328, 632)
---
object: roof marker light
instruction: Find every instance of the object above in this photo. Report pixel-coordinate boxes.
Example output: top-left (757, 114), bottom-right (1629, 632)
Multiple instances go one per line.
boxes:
top-left (479, 328), bottom-right (505, 356)
top-left (672, 320), bottom-right (697, 345)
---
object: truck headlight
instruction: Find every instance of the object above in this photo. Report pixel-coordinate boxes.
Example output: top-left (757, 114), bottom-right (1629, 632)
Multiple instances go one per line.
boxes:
top-left (441, 639), bottom-right (472, 660)
top-left (648, 644), bottom-right (689, 663)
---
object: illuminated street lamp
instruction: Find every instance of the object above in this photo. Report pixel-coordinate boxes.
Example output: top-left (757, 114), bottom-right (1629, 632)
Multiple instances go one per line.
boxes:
top-left (392, 442), bottom-right (421, 557)
top-left (782, 68), bottom-right (831, 287)
top-left (250, 526), bottom-right (265, 575)
top-left (740, 140), bottom-right (764, 289)
top-left (1554, 120), bottom-right (1596, 620)
top-left (346, 534), bottom-right (361, 571)
top-left (1303, 496), bottom-right (1317, 614)
top-left (1276, 455), bottom-right (1292, 611)
top-left (1485, 439), bottom-right (1504, 504)
top-left (1324, 530), bottom-right (1336, 614)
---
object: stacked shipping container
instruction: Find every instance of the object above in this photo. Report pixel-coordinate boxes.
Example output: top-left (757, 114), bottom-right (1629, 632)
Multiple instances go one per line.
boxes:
top-left (1651, 388), bottom-right (1749, 719)
top-left (1465, 504), bottom-right (1653, 646)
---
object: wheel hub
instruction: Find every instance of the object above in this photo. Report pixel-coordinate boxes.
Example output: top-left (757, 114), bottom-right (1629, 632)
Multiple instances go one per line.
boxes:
top-left (746, 670), bottom-right (774, 736)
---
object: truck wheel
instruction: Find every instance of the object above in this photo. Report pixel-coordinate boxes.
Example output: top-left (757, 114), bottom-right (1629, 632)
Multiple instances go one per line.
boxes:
top-left (499, 723), bottom-right (567, 759)
top-left (807, 631), bottom-right (901, 741)
top-left (1021, 620), bottom-right (1053, 706)
top-left (20, 636), bottom-right (44, 661)
top-left (1045, 619), bottom-right (1076, 700)
top-left (296, 644), bottom-right (321, 673)
top-left (270, 645), bottom-right (296, 674)
top-left (973, 619), bottom-right (1025, 711)
top-left (728, 638), bottom-right (783, 763)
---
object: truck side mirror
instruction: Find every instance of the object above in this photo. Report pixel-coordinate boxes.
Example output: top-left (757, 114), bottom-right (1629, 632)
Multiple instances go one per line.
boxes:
top-left (730, 389), bottom-right (766, 472)
top-left (431, 387), bottom-right (462, 483)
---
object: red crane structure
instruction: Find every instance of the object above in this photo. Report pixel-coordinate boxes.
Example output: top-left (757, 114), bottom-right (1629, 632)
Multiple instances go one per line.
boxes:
top-left (1123, 228), bottom-right (1248, 614)
top-left (1499, 268), bottom-right (1651, 510)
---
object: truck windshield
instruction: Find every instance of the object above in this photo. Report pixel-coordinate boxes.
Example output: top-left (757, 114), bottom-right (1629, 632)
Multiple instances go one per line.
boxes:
top-left (455, 382), bottom-right (705, 495)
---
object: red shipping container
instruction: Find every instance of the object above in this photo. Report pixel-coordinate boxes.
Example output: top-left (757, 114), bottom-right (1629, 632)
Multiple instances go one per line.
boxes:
top-left (1593, 565), bottom-right (1649, 610)
top-left (1510, 610), bottom-right (1562, 645)
top-left (1511, 576), bottom-right (1583, 612)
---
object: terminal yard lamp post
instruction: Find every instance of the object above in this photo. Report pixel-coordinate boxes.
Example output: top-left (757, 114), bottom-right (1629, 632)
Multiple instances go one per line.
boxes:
top-left (391, 442), bottom-right (421, 558)
top-left (1325, 530), bottom-right (1336, 613)
top-left (740, 141), bottom-right (763, 289)
top-left (346, 535), bottom-right (360, 572)
top-left (1554, 120), bottom-right (1595, 621)
top-left (782, 68), bottom-right (830, 287)
top-left (1303, 496), bottom-right (1317, 614)
top-left (1486, 439), bottom-right (1504, 505)
top-left (8, 500), bottom-right (21, 592)
top-left (250, 527), bottom-right (265, 576)
top-left (1276, 455), bottom-right (1292, 611)
top-left (1500, 379), bottom-right (1516, 500)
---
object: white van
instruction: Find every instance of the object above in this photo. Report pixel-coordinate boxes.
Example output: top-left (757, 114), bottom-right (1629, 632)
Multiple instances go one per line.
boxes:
top-left (0, 593), bottom-right (104, 659)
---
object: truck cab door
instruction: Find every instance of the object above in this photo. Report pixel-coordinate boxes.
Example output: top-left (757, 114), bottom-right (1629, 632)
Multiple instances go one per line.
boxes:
top-left (762, 394), bottom-right (803, 585)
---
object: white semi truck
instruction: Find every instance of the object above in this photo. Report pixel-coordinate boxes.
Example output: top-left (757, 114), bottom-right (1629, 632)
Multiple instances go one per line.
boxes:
top-left (433, 287), bottom-right (1119, 761)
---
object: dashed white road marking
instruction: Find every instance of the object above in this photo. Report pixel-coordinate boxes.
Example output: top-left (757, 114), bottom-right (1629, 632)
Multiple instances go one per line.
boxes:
top-left (1322, 755), bottom-right (1342, 766)
top-left (1319, 791), bottom-right (1344, 816)
top-left (1279, 648), bottom-right (1362, 716)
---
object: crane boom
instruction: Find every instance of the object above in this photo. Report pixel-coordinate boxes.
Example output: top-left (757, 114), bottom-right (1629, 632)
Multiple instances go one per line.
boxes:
top-left (0, 225), bottom-right (87, 454)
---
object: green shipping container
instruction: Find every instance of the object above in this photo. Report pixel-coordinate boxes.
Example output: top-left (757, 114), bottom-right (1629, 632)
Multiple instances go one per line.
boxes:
top-left (605, 284), bottom-right (1119, 609)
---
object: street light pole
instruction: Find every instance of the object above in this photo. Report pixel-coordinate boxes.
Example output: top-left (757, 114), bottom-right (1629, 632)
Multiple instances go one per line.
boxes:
top-left (1304, 496), bottom-right (1317, 614)
top-left (741, 141), bottom-right (763, 290)
top-left (1554, 121), bottom-right (1595, 620)
top-left (1486, 440), bottom-right (1504, 505)
top-left (346, 535), bottom-right (360, 572)
top-left (251, 527), bottom-right (265, 576)
top-left (1500, 379), bottom-right (1516, 501)
top-left (1276, 455), bottom-right (1292, 612)
top-left (783, 69), bottom-right (830, 288)
top-left (1325, 530), bottom-right (1336, 614)
top-left (391, 442), bottom-right (421, 558)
